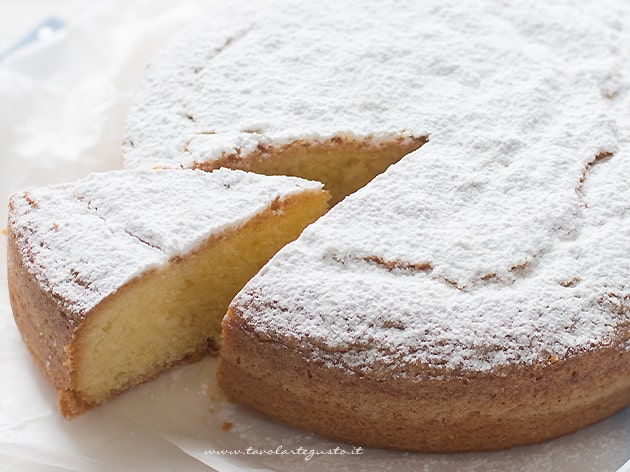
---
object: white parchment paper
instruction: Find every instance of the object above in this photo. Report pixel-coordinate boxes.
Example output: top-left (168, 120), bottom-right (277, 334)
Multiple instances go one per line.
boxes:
top-left (1, 1), bottom-right (629, 471)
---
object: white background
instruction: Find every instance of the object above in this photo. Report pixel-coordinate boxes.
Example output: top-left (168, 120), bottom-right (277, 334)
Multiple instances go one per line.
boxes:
top-left (0, 1), bottom-right (74, 51)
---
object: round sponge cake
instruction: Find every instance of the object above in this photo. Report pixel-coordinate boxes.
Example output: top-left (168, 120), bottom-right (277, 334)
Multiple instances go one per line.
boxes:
top-left (124, 0), bottom-right (630, 450)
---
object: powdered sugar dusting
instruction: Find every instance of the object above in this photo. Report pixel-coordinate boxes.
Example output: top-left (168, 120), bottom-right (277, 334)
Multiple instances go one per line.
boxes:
top-left (124, 0), bottom-right (624, 169)
top-left (8, 168), bottom-right (322, 317)
top-left (203, 0), bottom-right (630, 373)
top-left (73, 168), bottom-right (321, 256)
top-left (10, 185), bottom-right (165, 319)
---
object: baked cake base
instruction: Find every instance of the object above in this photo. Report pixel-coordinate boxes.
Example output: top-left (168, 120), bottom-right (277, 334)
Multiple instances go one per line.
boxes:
top-left (219, 309), bottom-right (630, 451)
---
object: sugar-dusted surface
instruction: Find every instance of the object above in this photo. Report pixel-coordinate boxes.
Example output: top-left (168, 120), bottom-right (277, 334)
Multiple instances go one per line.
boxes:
top-left (8, 168), bottom-right (322, 317)
top-left (212, 0), bottom-right (630, 373)
top-left (124, 0), bottom-right (625, 170)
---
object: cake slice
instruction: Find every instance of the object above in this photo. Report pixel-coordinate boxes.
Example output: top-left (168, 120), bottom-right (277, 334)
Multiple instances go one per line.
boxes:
top-left (7, 168), bottom-right (329, 418)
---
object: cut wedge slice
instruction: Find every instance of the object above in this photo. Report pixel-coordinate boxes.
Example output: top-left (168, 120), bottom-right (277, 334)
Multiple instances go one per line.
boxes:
top-left (7, 168), bottom-right (329, 417)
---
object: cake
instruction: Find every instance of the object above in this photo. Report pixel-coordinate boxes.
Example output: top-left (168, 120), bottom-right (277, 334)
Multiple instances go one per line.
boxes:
top-left (121, 0), bottom-right (630, 451)
top-left (6, 168), bottom-right (328, 417)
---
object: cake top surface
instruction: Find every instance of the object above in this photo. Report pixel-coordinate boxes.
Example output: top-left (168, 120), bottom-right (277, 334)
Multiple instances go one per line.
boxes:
top-left (170, 0), bottom-right (630, 373)
top-left (124, 0), bottom-right (628, 169)
top-left (8, 168), bottom-right (322, 318)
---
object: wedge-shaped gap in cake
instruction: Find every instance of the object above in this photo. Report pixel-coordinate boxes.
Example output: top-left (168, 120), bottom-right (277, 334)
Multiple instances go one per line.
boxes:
top-left (194, 134), bottom-right (428, 205)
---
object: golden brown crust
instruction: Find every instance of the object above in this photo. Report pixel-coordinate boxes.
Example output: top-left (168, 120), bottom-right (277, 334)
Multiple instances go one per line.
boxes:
top-left (6, 217), bottom-right (84, 416)
top-left (218, 308), bottom-right (630, 452)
